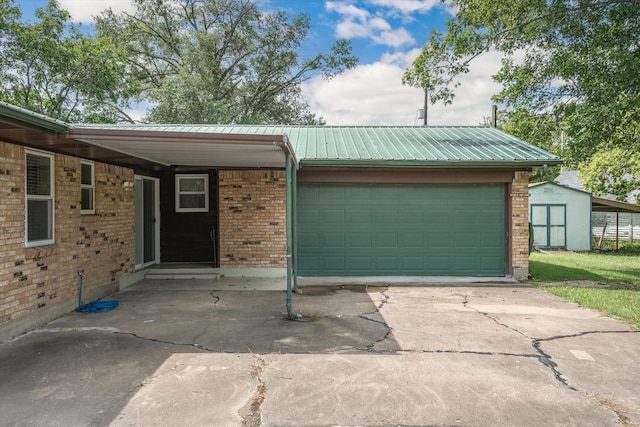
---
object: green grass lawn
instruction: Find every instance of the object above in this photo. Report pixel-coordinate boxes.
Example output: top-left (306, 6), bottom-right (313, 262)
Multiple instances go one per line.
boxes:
top-left (528, 248), bottom-right (640, 329)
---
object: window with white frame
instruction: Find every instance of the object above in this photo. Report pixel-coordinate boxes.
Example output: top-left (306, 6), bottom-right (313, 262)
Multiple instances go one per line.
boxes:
top-left (80, 160), bottom-right (95, 214)
top-left (175, 174), bottom-right (208, 212)
top-left (26, 150), bottom-right (55, 246)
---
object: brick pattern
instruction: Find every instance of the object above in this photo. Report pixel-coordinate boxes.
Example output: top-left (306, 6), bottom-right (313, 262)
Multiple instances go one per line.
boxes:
top-left (218, 170), bottom-right (286, 267)
top-left (511, 170), bottom-right (530, 280)
top-left (0, 141), bottom-right (135, 327)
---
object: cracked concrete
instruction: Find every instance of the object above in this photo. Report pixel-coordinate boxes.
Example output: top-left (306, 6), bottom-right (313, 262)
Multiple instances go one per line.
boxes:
top-left (375, 286), bottom-right (639, 426)
top-left (239, 355), bottom-right (267, 427)
top-left (0, 280), bottom-right (638, 426)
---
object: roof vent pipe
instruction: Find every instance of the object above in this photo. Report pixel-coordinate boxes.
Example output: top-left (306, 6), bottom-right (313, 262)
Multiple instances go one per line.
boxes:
top-left (492, 105), bottom-right (498, 128)
top-left (423, 89), bottom-right (428, 126)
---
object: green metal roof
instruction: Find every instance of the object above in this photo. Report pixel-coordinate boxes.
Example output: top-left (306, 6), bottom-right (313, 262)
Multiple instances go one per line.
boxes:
top-left (0, 101), bottom-right (70, 134)
top-left (72, 124), bottom-right (561, 168)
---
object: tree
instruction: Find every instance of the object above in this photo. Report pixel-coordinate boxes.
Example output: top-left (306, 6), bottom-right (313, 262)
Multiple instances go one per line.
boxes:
top-left (578, 147), bottom-right (640, 203)
top-left (0, 0), bottom-right (133, 123)
top-left (499, 109), bottom-right (564, 183)
top-left (96, 0), bottom-right (357, 124)
top-left (403, 0), bottom-right (640, 200)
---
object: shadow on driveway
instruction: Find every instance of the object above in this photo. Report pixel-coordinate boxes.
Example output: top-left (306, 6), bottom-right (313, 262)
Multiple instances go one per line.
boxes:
top-left (0, 283), bottom-right (396, 426)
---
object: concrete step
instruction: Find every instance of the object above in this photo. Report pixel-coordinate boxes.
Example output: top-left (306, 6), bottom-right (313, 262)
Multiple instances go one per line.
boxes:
top-left (144, 269), bottom-right (221, 280)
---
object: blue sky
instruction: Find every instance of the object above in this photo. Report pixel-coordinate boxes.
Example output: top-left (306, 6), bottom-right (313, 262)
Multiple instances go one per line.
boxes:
top-left (18, 0), bottom-right (504, 125)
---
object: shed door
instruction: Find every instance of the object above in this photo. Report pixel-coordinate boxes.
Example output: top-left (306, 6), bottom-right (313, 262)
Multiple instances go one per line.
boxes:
top-left (297, 184), bottom-right (505, 276)
top-left (531, 204), bottom-right (566, 247)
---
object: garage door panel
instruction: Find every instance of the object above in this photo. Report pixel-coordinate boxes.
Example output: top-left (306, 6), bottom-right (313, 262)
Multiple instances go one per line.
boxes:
top-left (401, 232), bottom-right (424, 248)
top-left (297, 257), bottom-right (319, 271)
top-left (324, 256), bottom-right (346, 271)
top-left (320, 186), bottom-right (346, 200)
top-left (298, 209), bottom-right (319, 225)
top-left (297, 184), bottom-right (505, 276)
top-left (298, 232), bottom-right (319, 248)
top-left (374, 186), bottom-right (401, 200)
top-left (349, 256), bottom-right (372, 271)
top-left (481, 233), bottom-right (503, 248)
top-left (455, 210), bottom-right (479, 224)
top-left (323, 210), bottom-right (346, 224)
top-left (349, 186), bottom-right (373, 200)
top-left (375, 256), bottom-right (399, 271)
top-left (454, 255), bottom-right (479, 269)
top-left (481, 256), bottom-right (503, 271)
top-left (454, 233), bottom-right (479, 248)
top-left (374, 233), bottom-right (398, 248)
top-left (401, 256), bottom-right (425, 271)
top-left (374, 210), bottom-right (398, 224)
top-left (298, 185), bottom-right (319, 201)
top-left (323, 233), bottom-right (345, 248)
top-left (428, 210), bottom-right (453, 224)
top-left (350, 233), bottom-right (372, 248)
top-left (429, 232), bottom-right (452, 248)
top-left (400, 210), bottom-right (424, 224)
top-left (348, 209), bottom-right (372, 225)
top-left (481, 209), bottom-right (504, 223)
top-left (426, 256), bottom-right (454, 274)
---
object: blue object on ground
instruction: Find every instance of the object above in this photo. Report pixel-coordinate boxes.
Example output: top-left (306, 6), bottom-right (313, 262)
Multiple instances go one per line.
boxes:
top-left (76, 272), bottom-right (119, 313)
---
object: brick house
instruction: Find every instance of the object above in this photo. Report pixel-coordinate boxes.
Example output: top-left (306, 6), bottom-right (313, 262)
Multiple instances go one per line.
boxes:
top-left (0, 102), bottom-right (560, 340)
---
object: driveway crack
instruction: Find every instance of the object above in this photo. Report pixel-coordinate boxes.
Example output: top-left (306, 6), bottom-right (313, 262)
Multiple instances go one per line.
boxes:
top-left (462, 293), bottom-right (640, 422)
top-left (361, 287), bottom-right (394, 352)
top-left (377, 286), bottom-right (390, 309)
top-left (210, 291), bottom-right (220, 305)
top-left (113, 331), bottom-right (224, 353)
top-left (462, 293), bottom-right (575, 390)
top-left (365, 328), bottom-right (394, 352)
top-left (584, 393), bottom-right (638, 427)
top-left (537, 329), bottom-right (639, 342)
top-left (240, 354), bottom-right (267, 427)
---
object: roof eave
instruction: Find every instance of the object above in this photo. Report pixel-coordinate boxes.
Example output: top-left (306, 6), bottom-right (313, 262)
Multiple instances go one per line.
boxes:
top-left (68, 127), bottom-right (298, 166)
top-left (592, 196), bottom-right (640, 213)
top-left (298, 159), bottom-right (563, 168)
top-left (68, 127), bottom-right (298, 169)
top-left (0, 101), bottom-right (70, 135)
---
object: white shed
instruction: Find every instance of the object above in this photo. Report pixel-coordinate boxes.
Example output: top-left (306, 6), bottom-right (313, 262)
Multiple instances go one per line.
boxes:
top-left (529, 182), bottom-right (592, 251)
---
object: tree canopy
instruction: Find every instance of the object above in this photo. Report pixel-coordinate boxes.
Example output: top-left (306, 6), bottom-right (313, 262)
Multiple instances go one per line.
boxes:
top-left (0, 0), bottom-right (132, 122)
top-left (0, 0), bottom-right (355, 125)
top-left (95, 0), bottom-right (357, 124)
top-left (403, 0), bottom-right (640, 202)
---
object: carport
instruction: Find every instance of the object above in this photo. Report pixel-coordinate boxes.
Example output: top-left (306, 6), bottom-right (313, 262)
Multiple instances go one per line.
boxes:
top-left (68, 125), bottom-right (302, 318)
top-left (592, 196), bottom-right (640, 248)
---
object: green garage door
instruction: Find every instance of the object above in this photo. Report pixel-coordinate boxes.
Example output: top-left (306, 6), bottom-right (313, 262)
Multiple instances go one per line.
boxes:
top-left (297, 184), bottom-right (505, 276)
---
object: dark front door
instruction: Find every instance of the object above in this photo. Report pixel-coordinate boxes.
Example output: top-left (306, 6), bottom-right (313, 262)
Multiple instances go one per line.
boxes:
top-left (160, 170), bottom-right (218, 265)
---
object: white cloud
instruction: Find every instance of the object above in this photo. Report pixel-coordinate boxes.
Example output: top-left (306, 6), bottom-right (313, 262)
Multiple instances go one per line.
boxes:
top-left (326, 1), bottom-right (415, 47)
top-left (58, 0), bottom-right (135, 23)
top-left (302, 49), bottom-right (505, 126)
top-left (372, 28), bottom-right (415, 48)
top-left (365, 0), bottom-right (442, 14)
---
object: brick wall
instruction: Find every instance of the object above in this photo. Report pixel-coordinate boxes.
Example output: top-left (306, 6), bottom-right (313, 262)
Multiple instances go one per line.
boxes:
top-left (218, 170), bottom-right (286, 267)
top-left (0, 141), bottom-right (135, 338)
top-left (511, 170), bottom-right (530, 280)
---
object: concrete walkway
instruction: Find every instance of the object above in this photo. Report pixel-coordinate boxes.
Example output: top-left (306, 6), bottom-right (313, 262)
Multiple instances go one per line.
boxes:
top-left (0, 281), bottom-right (638, 426)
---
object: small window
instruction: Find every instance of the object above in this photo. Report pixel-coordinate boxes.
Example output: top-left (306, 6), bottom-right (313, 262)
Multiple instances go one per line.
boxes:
top-left (175, 174), bottom-right (208, 212)
top-left (26, 150), bottom-right (55, 247)
top-left (80, 160), bottom-right (95, 214)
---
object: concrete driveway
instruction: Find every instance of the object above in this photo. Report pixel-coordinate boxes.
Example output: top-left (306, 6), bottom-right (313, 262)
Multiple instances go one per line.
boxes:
top-left (0, 280), bottom-right (638, 426)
